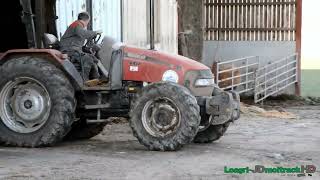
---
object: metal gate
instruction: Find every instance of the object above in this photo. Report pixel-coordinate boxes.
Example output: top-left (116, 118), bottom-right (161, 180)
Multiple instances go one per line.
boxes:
top-left (215, 53), bottom-right (299, 103)
top-left (214, 56), bottom-right (259, 94)
top-left (254, 53), bottom-right (298, 103)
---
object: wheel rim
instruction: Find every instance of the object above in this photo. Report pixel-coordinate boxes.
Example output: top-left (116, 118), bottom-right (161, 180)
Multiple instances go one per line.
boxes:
top-left (142, 97), bottom-right (181, 137)
top-left (0, 77), bottom-right (51, 133)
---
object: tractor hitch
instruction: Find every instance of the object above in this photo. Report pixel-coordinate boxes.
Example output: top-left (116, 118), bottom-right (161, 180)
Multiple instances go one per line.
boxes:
top-left (198, 89), bottom-right (240, 125)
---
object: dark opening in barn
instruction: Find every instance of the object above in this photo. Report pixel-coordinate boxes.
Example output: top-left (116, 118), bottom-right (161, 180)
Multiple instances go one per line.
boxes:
top-left (0, 0), bottom-right (29, 52)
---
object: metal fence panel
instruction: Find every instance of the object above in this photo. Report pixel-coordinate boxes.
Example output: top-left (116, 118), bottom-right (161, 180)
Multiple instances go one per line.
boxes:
top-left (254, 53), bottom-right (298, 103)
top-left (214, 53), bottom-right (298, 103)
top-left (214, 56), bottom-right (259, 94)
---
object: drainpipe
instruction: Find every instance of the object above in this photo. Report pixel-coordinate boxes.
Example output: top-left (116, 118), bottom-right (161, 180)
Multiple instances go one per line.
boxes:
top-left (35, 0), bottom-right (45, 48)
top-left (120, 0), bottom-right (124, 42)
top-left (149, 0), bottom-right (155, 50)
top-left (86, 0), bottom-right (93, 30)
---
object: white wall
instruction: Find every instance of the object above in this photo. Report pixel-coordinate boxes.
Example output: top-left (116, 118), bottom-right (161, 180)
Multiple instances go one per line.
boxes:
top-left (122, 0), bottom-right (178, 54)
top-left (56, 0), bottom-right (87, 38)
top-left (56, 0), bottom-right (178, 54)
top-left (56, 0), bottom-right (121, 41)
top-left (156, 0), bottom-right (178, 54)
top-left (92, 0), bottom-right (122, 41)
top-left (302, 0), bottom-right (320, 69)
top-left (122, 0), bottom-right (149, 47)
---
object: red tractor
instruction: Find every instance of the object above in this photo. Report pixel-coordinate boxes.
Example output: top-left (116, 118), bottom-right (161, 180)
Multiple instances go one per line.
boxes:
top-left (0, 33), bottom-right (240, 151)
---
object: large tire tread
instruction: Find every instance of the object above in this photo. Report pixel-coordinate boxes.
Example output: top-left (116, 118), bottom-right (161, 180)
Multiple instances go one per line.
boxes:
top-left (129, 82), bottom-right (200, 151)
top-left (0, 57), bottom-right (76, 147)
top-left (193, 122), bottom-right (230, 143)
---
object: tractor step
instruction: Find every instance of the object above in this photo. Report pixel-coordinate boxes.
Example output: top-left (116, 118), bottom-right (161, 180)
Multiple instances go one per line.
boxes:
top-left (82, 86), bottom-right (111, 91)
top-left (85, 93), bottom-right (111, 124)
top-left (86, 119), bottom-right (112, 124)
top-left (84, 79), bottom-right (102, 87)
top-left (85, 104), bottom-right (111, 110)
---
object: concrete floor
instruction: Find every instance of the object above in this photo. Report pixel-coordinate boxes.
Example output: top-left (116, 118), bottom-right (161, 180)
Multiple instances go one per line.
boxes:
top-left (0, 106), bottom-right (319, 180)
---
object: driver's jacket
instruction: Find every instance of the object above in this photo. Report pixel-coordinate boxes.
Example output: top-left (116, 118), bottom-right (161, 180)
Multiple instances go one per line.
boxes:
top-left (60, 20), bottom-right (97, 53)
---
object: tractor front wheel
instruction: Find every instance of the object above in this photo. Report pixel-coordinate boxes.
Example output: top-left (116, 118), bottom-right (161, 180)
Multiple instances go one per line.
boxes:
top-left (130, 82), bottom-right (200, 151)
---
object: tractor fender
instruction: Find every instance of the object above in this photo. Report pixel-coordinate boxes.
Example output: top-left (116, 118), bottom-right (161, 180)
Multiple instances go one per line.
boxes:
top-left (0, 49), bottom-right (84, 90)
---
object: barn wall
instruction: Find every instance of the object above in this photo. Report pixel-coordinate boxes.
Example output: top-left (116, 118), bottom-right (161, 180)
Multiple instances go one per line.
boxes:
top-left (56, 0), bottom-right (121, 41)
top-left (92, 0), bottom-right (122, 41)
top-left (203, 0), bottom-right (298, 67)
top-left (56, 0), bottom-right (178, 54)
top-left (202, 0), bottom-right (300, 95)
top-left (122, 0), bottom-right (178, 53)
top-left (203, 41), bottom-right (295, 66)
top-left (55, 0), bottom-right (87, 39)
top-left (156, 0), bottom-right (178, 53)
top-left (122, 0), bottom-right (148, 47)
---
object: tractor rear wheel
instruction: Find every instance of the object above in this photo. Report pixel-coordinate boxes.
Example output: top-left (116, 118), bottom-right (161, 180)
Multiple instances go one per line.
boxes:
top-left (64, 120), bottom-right (107, 140)
top-left (130, 82), bottom-right (200, 151)
top-left (0, 57), bottom-right (75, 147)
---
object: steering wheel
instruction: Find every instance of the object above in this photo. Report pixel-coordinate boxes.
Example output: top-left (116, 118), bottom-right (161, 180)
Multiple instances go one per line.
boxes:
top-left (84, 32), bottom-right (102, 48)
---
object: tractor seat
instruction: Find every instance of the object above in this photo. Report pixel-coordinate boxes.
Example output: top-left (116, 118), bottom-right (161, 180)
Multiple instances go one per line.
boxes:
top-left (43, 33), bottom-right (60, 50)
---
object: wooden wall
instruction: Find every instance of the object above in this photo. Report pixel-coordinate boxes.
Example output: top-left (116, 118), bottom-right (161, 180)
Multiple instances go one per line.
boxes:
top-left (204, 0), bottom-right (297, 41)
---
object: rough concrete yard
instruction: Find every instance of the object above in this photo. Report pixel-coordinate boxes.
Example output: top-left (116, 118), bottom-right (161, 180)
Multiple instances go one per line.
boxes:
top-left (0, 105), bottom-right (319, 180)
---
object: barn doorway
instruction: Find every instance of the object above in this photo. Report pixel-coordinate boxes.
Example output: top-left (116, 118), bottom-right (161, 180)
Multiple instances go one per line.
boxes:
top-left (0, 0), bottom-right (29, 52)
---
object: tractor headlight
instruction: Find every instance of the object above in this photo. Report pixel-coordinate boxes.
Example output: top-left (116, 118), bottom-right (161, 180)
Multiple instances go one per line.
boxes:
top-left (162, 70), bottom-right (179, 83)
top-left (195, 78), bottom-right (215, 87)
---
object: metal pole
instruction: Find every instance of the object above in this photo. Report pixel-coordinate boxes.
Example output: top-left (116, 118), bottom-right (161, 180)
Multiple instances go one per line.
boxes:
top-left (20, 0), bottom-right (37, 48)
top-left (295, 0), bottom-right (302, 96)
top-left (216, 62), bottom-right (219, 87)
top-left (35, 0), bottom-right (45, 48)
top-left (246, 58), bottom-right (249, 92)
top-left (231, 65), bottom-right (234, 91)
top-left (120, 0), bottom-right (124, 42)
top-left (86, 0), bottom-right (93, 30)
top-left (149, 0), bottom-right (155, 50)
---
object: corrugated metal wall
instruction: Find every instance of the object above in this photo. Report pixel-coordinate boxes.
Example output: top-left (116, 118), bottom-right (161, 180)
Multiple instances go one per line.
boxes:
top-left (123, 0), bottom-right (178, 54)
top-left (56, 0), bottom-right (121, 41)
top-left (122, 0), bottom-right (148, 47)
top-left (56, 0), bottom-right (178, 53)
top-left (157, 0), bottom-right (178, 53)
top-left (56, 0), bottom-right (87, 38)
top-left (92, 0), bottom-right (122, 41)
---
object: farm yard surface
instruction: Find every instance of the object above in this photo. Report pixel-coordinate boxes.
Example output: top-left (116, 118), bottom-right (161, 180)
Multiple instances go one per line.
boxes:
top-left (0, 103), bottom-right (319, 180)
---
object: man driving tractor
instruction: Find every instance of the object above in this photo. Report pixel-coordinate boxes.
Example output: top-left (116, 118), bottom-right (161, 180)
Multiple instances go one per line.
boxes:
top-left (60, 12), bottom-right (101, 81)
